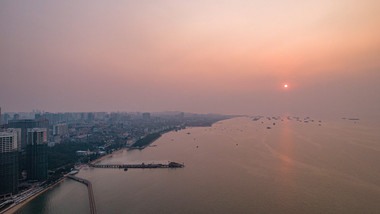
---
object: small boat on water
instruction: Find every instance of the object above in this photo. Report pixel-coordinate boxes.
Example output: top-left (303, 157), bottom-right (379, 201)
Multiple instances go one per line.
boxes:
top-left (124, 168), bottom-right (128, 171)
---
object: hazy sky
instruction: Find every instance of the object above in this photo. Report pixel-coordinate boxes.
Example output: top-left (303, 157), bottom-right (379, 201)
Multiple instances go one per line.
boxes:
top-left (1, 0), bottom-right (379, 117)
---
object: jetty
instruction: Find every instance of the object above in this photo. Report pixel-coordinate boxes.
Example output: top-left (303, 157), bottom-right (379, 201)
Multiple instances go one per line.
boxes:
top-left (67, 175), bottom-right (97, 214)
top-left (65, 161), bottom-right (183, 214)
top-left (89, 161), bottom-right (184, 169)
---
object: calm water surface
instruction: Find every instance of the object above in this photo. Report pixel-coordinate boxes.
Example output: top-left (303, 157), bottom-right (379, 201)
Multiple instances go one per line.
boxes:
top-left (16, 117), bottom-right (380, 214)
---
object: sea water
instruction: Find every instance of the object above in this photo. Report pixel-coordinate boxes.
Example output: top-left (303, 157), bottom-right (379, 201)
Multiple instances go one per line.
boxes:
top-left (16, 117), bottom-right (380, 214)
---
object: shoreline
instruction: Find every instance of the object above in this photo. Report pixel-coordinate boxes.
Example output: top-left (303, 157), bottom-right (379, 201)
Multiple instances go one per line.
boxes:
top-left (90, 148), bottom-right (125, 165)
top-left (3, 149), bottom-right (126, 213)
top-left (2, 178), bottom-right (66, 214)
top-left (1, 121), bottom-right (228, 213)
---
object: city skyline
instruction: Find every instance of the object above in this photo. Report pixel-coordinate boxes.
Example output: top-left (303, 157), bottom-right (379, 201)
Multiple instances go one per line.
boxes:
top-left (1, 1), bottom-right (380, 213)
top-left (1, 0), bottom-right (380, 118)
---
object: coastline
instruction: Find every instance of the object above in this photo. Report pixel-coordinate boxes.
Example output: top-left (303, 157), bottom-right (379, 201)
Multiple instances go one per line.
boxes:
top-left (2, 178), bottom-right (66, 214)
top-left (90, 148), bottom-right (125, 165)
top-left (1, 118), bottom-right (232, 213)
top-left (4, 149), bottom-right (125, 214)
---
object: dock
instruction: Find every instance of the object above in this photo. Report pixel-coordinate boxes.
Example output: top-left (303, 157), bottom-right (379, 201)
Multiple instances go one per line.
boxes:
top-left (89, 161), bottom-right (184, 169)
top-left (67, 175), bottom-right (97, 214)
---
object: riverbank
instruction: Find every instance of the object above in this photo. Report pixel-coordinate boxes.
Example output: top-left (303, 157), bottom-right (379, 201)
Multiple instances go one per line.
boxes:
top-left (130, 133), bottom-right (161, 149)
top-left (89, 148), bottom-right (125, 165)
top-left (2, 178), bottom-right (66, 214)
top-left (5, 149), bottom-right (125, 213)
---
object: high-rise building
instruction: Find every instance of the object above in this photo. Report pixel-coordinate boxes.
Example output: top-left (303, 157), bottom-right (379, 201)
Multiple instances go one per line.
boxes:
top-left (178, 112), bottom-right (185, 119)
top-left (2, 114), bottom-right (10, 125)
top-left (0, 132), bottom-right (18, 156)
top-left (53, 124), bottom-right (68, 136)
top-left (87, 112), bottom-right (95, 122)
top-left (26, 128), bottom-right (48, 181)
top-left (142, 112), bottom-right (151, 120)
top-left (7, 119), bottom-right (49, 179)
top-left (0, 131), bottom-right (19, 197)
top-left (80, 113), bottom-right (86, 121)
top-left (2, 128), bottom-right (22, 151)
top-left (7, 119), bottom-right (50, 151)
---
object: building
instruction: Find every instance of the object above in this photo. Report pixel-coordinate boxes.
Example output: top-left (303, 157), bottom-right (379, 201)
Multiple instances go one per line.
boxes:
top-left (0, 131), bottom-right (19, 197)
top-left (13, 114), bottom-right (20, 120)
top-left (2, 113), bottom-right (10, 125)
top-left (142, 112), bottom-right (151, 120)
top-left (176, 112), bottom-right (185, 119)
top-left (76, 150), bottom-right (91, 156)
top-left (87, 113), bottom-right (95, 122)
top-left (94, 112), bottom-right (107, 120)
top-left (7, 119), bottom-right (49, 180)
top-left (53, 124), bottom-right (68, 136)
top-left (0, 132), bottom-right (18, 158)
top-left (26, 128), bottom-right (48, 181)
top-left (2, 128), bottom-right (22, 151)
top-left (7, 119), bottom-right (50, 151)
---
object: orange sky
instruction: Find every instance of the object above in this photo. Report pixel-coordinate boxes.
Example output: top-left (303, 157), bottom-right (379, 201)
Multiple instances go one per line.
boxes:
top-left (1, 0), bottom-right (379, 117)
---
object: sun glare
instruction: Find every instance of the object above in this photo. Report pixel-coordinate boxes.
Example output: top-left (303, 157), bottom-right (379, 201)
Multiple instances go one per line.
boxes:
top-left (284, 84), bottom-right (288, 88)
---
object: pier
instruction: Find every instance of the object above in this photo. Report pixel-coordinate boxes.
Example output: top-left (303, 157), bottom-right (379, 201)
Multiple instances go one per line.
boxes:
top-left (67, 175), bottom-right (97, 214)
top-left (90, 161), bottom-right (184, 169)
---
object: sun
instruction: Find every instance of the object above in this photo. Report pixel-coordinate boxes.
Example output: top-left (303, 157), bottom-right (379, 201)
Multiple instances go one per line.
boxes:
top-left (284, 84), bottom-right (288, 88)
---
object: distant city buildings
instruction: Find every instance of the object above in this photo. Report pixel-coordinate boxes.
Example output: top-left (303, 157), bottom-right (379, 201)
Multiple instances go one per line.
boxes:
top-left (142, 112), bottom-right (151, 120)
top-left (0, 109), bottom-right (230, 201)
top-left (13, 114), bottom-right (20, 120)
top-left (51, 124), bottom-right (68, 145)
top-left (87, 113), bottom-right (95, 122)
top-left (0, 113), bottom-right (11, 125)
top-left (53, 124), bottom-right (68, 136)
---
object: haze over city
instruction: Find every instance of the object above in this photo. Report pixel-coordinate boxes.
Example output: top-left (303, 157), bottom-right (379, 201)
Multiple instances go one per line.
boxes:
top-left (2, 1), bottom-right (380, 214)
top-left (1, 0), bottom-right (380, 117)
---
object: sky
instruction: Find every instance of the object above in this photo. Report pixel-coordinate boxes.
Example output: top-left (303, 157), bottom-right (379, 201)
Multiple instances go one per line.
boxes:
top-left (1, 0), bottom-right (380, 118)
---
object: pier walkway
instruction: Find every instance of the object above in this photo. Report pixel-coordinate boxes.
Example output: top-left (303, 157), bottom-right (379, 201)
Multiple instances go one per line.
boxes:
top-left (90, 161), bottom-right (184, 169)
top-left (65, 162), bottom-right (183, 214)
top-left (67, 175), bottom-right (97, 214)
